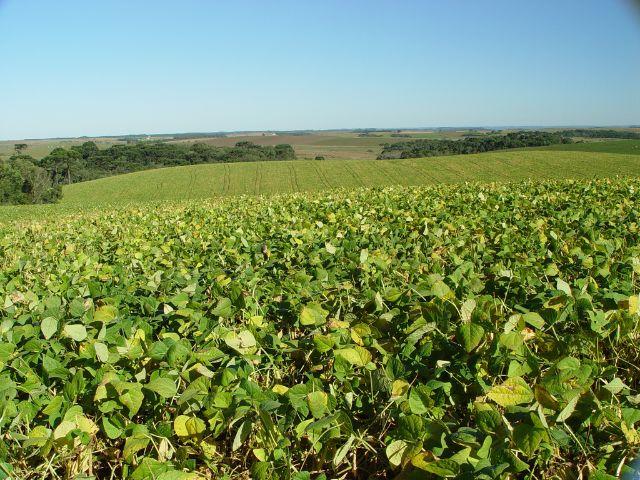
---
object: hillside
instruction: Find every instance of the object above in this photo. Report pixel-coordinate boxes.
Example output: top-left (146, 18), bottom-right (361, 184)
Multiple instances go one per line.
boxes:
top-left (532, 139), bottom-right (640, 155)
top-left (2, 150), bottom-right (640, 223)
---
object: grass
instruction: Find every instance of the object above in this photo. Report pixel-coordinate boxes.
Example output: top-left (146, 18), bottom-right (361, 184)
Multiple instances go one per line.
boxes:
top-left (1, 150), bottom-right (640, 223)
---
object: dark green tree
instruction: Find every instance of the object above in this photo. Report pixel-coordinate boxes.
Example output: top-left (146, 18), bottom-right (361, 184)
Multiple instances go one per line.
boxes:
top-left (14, 143), bottom-right (28, 154)
top-left (0, 155), bottom-right (62, 204)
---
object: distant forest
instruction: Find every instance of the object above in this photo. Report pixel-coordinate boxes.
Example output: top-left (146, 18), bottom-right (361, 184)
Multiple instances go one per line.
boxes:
top-left (39, 141), bottom-right (296, 185)
top-left (377, 129), bottom-right (640, 159)
top-left (0, 141), bottom-right (295, 205)
top-left (559, 129), bottom-right (640, 139)
top-left (378, 131), bottom-right (572, 159)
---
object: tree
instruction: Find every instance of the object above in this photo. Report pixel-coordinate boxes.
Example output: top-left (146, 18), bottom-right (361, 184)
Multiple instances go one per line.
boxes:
top-left (40, 147), bottom-right (83, 184)
top-left (0, 155), bottom-right (61, 204)
top-left (14, 143), bottom-right (28, 154)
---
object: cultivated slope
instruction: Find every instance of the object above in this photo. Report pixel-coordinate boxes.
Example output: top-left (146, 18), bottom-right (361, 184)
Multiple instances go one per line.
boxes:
top-left (1, 150), bottom-right (640, 222)
top-left (56, 150), bottom-right (640, 205)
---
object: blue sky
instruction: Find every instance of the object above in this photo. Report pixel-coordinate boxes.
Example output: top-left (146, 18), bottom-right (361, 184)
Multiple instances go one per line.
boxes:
top-left (0, 0), bottom-right (639, 139)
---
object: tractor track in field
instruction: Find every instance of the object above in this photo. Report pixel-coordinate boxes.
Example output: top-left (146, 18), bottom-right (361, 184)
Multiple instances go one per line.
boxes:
top-left (288, 164), bottom-right (301, 192)
top-left (375, 161), bottom-right (407, 186)
top-left (223, 164), bottom-right (230, 194)
top-left (254, 163), bottom-right (262, 194)
top-left (342, 162), bottom-right (365, 187)
top-left (405, 160), bottom-right (437, 184)
top-left (313, 163), bottom-right (332, 189)
top-left (188, 171), bottom-right (196, 199)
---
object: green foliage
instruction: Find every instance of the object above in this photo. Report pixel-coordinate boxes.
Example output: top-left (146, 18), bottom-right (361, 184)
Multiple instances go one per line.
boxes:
top-left (0, 177), bottom-right (639, 478)
top-left (560, 128), bottom-right (640, 140)
top-left (0, 155), bottom-right (61, 205)
top-left (39, 140), bottom-right (297, 184)
top-left (378, 130), bottom-right (572, 159)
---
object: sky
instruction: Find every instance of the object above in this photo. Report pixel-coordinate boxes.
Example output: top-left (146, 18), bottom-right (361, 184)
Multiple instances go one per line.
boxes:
top-left (0, 0), bottom-right (639, 140)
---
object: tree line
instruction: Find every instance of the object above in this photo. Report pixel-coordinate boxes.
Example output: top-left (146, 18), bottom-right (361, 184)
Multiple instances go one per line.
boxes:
top-left (377, 131), bottom-right (573, 159)
top-left (378, 131), bottom-right (573, 160)
top-left (559, 129), bottom-right (640, 139)
top-left (0, 141), bottom-right (295, 205)
top-left (377, 129), bottom-right (640, 159)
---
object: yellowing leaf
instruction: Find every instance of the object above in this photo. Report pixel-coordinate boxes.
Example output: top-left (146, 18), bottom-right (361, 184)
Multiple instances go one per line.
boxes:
top-left (174, 415), bottom-right (206, 438)
top-left (307, 391), bottom-right (328, 418)
top-left (300, 303), bottom-right (329, 326)
top-left (94, 305), bottom-right (118, 322)
top-left (487, 377), bottom-right (534, 407)
top-left (335, 346), bottom-right (371, 367)
top-left (391, 379), bottom-right (410, 398)
top-left (62, 324), bottom-right (87, 342)
top-left (272, 384), bottom-right (289, 395)
top-left (224, 330), bottom-right (257, 355)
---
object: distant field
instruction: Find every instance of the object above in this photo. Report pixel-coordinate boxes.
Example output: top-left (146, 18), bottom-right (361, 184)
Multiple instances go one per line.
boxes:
top-left (530, 139), bottom-right (640, 155)
top-left (0, 129), bottom-right (486, 162)
top-left (0, 138), bottom-right (126, 160)
top-left (2, 150), bottom-right (639, 222)
top-left (5, 131), bottom-right (638, 163)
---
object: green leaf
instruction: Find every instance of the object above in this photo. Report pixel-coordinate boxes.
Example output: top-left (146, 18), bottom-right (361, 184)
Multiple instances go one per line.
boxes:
top-left (487, 377), bottom-right (534, 407)
top-left (313, 334), bottom-right (334, 352)
top-left (23, 425), bottom-right (51, 448)
top-left (333, 434), bottom-right (355, 467)
top-left (119, 384), bottom-right (144, 418)
top-left (300, 303), bottom-right (329, 326)
top-left (457, 322), bottom-right (485, 352)
top-left (396, 415), bottom-right (424, 440)
top-left (307, 391), bottom-right (328, 419)
top-left (102, 416), bottom-right (122, 440)
top-left (94, 342), bottom-right (109, 363)
top-left (499, 331), bottom-right (524, 353)
top-left (432, 280), bottom-right (452, 299)
top-left (145, 377), bottom-right (178, 399)
top-left (603, 377), bottom-right (629, 395)
top-left (232, 419), bottom-right (253, 451)
top-left (156, 471), bottom-right (200, 480)
top-left (474, 403), bottom-right (503, 434)
top-left (419, 459), bottom-right (460, 477)
top-left (556, 393), bottom-right (581, 423)
top-left (224, 330), bottom-right (257, 355)
top-left (62, 324), bottom-right (87, 342)
top-left (212, 297), bottom-right (232, 317)
top-left (0, 462), bottom-right (13, 480)
top-left (512, 423), bottom-right (546, 457)
top-left (40, 317), bottom-right (58, 340)
top-left (408, 385), bottom-right (433, 415)
top-left (522, 312), bottom-right (545, 329)
top-left (386, 439), bottom-right (408, 468)
top-left (123, 434), bottom-right (150, 463)
top-left (130, 458), bottom-right (174, 480)
top-left (590, 470), bottom-right (620, 480)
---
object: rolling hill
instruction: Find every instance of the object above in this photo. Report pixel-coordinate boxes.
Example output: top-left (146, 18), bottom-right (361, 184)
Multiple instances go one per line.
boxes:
top-left (1, 150), bottom-right (640, 223)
